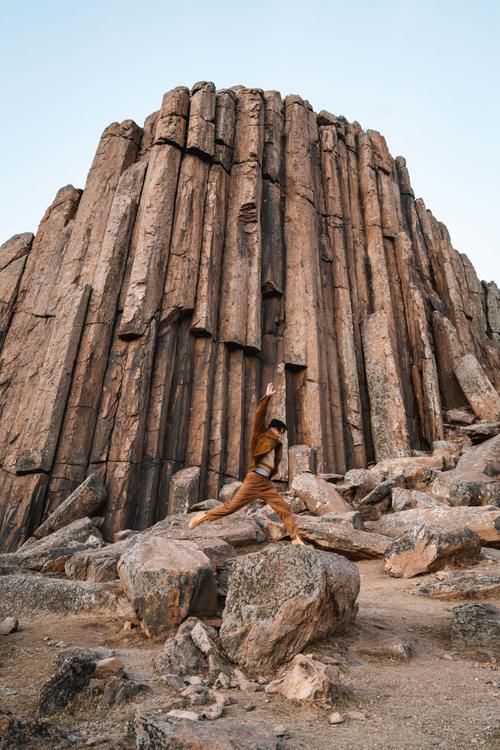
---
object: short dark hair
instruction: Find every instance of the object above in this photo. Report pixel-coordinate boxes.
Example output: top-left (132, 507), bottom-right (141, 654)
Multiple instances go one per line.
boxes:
top-left (269, 418), bottom-right (287, 433)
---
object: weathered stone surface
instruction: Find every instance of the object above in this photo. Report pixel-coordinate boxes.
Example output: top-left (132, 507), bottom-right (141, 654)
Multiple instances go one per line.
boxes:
top-left (218, 481), bottom-right (242, 504)
top-left (220, 545), bottom-right (359, 673)
top-left (0, 575), bottom-right (132, 619)
top-left (451, 602), bottom-right (500, 649)
top-left (151, 513), bottom-right (265, 548)
top-left (0, 517), bottom-right (102, 571)
top-left (0, 710), bottom-right (75, 749)
top-left (65, 540), bottom-right (128, 582)
top-left (34, 473), bottom-right (107, 539)
top-left (1, 81), bottom-right (499, 555)
top-left (362, 311), bottom-right (411, 461)
top-left (297, 513), bottom-right (390, 559)
top-left (391, 488), bottom-right (449, 512)
top-left (371, 505), bottom-right (500, 546)
top-left (455, 354), bottom-right (500, 421)
top-left (135, 714), bottom-right (284, 749)
top-left (288, 446), bottom-right (317, 484)
top-left (168, 467), bottom-right (201, 515)
top-left (38, 654), bottom-right (95, 717)
top-left (291, 472), bottom-right (353, 515)
top-left (0, 616), bottom-right (19, 635)
top-left (384, 525), bottom-right (481, 578)
top-left (117, 536), bottom-right (217, 637)
top-left (266, 654), bottom-right (344, 706)
top-left (417, 570), bottom-right (500, 600)
top-left (354, 632), bottom-right (412, 661)
top-left (431, 434), bottom-right (500, 507)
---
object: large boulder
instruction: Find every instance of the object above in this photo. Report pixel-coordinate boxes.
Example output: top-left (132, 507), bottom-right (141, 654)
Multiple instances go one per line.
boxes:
top-left (219, 545), bottom-right (359, 673)
top-left (291, 473), bottom-right (353, 515)
top-left (297, 513), bottom-right (390, 559)
top-left (34, 473), bottom-right (107, 539)
top-left (0, 575), bottom-right (132, 619)
top-left (118, 536), bottom-right (217, 637)
top-left (370, 506), bottom-right (500, 547)
top-left (384, 525), bottom-right (481, 578)
top-left (451, 602), bottom-right (500, 650)
top-left (0, 710), bottom-right (76, 749)
top-left (391, 488), bottom-right (449, 512)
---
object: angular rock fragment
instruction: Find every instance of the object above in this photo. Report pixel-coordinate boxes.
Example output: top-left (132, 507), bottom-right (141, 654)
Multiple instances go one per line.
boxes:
top-left (297, 513), bottom-right (389, 559)
top-left (417, 570), bottom-right (500, 600)
top-left (384, 524), bottom-right (481, 578)
top-left (266, 654), bottom-right (344, 706)
top-left (38, 654), bottom-right (95, 716)
top-left (291, 472), bottom-right (353, 515)
top-left (168, 467), bottom-right (201, 515)
top-left (34, 473), bottom-right (107, 539)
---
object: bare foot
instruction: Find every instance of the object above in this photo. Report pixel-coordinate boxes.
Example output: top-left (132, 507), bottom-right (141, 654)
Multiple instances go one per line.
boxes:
top-left (292, 536), bottom-right (307, 545)
top-left (188, 511), bottom-right (208, 529)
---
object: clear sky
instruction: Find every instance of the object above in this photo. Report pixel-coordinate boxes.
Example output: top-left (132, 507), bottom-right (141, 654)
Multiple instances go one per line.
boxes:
top-left (1, 0), bottom-right (498, 283)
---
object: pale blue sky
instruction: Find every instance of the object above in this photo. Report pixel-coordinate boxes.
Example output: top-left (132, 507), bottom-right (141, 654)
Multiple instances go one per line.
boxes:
top-left (1, 0), bottom-right (498, 282)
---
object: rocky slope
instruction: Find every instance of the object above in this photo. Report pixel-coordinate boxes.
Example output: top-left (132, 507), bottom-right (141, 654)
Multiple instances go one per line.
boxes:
top-left (0, 82), bottom-right (499, 551)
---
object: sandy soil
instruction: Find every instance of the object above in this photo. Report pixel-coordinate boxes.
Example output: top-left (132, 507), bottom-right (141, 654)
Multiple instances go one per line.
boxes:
top-left (1, 556), bottom-right (499, 750)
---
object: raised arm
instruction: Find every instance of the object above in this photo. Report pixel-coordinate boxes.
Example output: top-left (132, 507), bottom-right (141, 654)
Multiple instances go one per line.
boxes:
top-left (251, 383), bottom-right (275, 446)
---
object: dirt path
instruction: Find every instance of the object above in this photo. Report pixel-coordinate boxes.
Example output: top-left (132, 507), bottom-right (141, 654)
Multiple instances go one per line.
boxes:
top-left (1, 557), bottom-right (499, 749)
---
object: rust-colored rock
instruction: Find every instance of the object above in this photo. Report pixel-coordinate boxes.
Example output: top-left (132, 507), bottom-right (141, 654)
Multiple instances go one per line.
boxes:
top-left (0, 81), bottom-right (499, 550)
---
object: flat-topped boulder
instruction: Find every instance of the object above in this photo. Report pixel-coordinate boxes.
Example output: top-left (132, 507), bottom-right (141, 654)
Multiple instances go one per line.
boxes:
top-left (291, 472), bottom-right (353, 514)
top-left (220, 545), bottom-right (359, 673)
top-left (297, 513), bottom-right (390, 559)
top-left (370, 506), bottom-right (500, 546)
top-left (149, 512), bottom-right (265, 548)
top-left (117, 536), bottom-right (217, 637)
top-left (384, 525), bottom-right (481, 578)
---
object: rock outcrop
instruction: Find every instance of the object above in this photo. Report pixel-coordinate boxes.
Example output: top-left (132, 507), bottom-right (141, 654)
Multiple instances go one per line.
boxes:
top-left (0, 81), bottom-right (499, 550)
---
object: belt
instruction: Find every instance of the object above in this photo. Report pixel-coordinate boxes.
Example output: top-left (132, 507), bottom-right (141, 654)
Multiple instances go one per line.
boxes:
top-left (254, 466), bottom-right (271, 478)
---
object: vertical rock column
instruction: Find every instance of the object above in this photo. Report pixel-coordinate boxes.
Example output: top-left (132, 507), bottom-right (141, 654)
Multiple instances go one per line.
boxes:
top-left (0, 233), bottom-right (32, 351)
top-left (283, 96), bottom-right (326, 470)
top-left (94, 87), bottom-right (189, 536)
top-left (319, 124), bottom-right (365, 467)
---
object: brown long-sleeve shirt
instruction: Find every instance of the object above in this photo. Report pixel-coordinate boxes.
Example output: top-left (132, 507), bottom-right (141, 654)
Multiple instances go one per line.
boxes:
top-left (247, 395), bottom-right (283, 478)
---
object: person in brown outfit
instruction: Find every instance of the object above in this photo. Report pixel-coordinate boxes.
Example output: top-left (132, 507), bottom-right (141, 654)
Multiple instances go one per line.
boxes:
top-left (189, 383), bottom-right (305, 544)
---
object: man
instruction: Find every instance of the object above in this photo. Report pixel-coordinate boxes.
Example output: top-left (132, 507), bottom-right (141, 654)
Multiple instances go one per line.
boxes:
top-left (189, 382), bottom-right (305, 544)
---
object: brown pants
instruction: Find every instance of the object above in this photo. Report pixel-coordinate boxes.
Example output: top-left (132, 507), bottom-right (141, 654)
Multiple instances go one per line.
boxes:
top-left (203, 471), bottom-right (298, 538)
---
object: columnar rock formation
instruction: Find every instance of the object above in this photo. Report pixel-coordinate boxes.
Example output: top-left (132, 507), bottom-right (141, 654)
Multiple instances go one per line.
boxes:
top-left (0, 82), bottom-right (499, 550)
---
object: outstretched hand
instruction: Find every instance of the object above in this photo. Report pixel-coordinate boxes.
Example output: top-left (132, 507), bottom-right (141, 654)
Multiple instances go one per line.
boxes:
top-left (266, 383), bottom-right (276, 397)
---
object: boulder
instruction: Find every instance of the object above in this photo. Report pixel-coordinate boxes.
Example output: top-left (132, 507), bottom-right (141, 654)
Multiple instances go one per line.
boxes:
top-left (291, 473), bottom-right (353, 515)
top-left (454, 354), bottom-right (500, 421)
top-left (451, 603), bottom-right (500, 650)
top-left (65, 540), bottom-right (129, 582)
top-left (417, 570), bottom-right (500, 600)
top-left (0, 517), bottom-right (103, 572)
top-left (0, 710), bottom-right (75, 749)
top-left (168, 467), bottom-right (201, 514)
top-left (297, 513), bottom-right (389, 559)
top-left (355, 633), bottom-right (412, 661)
top-left (101, 676), bottom-right (147, 706)
top-left (335, 468), bottom-right (385, 504)
top-left (154, 619), bottom-right (208, 677)
top-left (445, 408), bottom-right (475, 425)
top-left (0, 616), bottom-right (19, 635)
top-left (370, 506), bottom-right (500, 547)
top-left (0, 575), bottom-right (133, 619)
top-left (384, 525), bottom-right (481, 578)
top-left (265, 654), bottom-right (344, 706)
top-left (150, 513), bottom-right (265, 548)
top-left (287, 445), bottom-right (317, 483)
top-left (431, 434), bottom-right (500, 507)
top-left (34, 473), bottom-right (107, 539)
top-left (391, 488), bottom-right (449, 512)
top-left (38, 654), bottom-right (95, 717)
top-left (220, 545), bottom-right (359, 673)
top-left (357, 479), bottom-right (396, 507)
top-left (135, 714), bottom-right (284, 749)
top-left (461, 422), bottom-right (500, 443)
top-left (118, 537), bottom-right (217, 637)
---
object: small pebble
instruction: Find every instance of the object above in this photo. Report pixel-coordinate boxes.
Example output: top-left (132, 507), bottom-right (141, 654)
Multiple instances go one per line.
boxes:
top-left (0, 617), bottom-right (19, 636)
top-left (244, 703), bottom-right (256, 712)
top-left (274, 724), bottom-right (289, 737)
top-left (347, 710), bottom-right (366, 721)
top-left (329, 712), bottom-right (344, 725)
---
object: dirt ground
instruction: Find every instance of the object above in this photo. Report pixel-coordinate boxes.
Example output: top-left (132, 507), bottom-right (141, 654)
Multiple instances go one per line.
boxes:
top-left (1, 556), bottom-right (499, 750)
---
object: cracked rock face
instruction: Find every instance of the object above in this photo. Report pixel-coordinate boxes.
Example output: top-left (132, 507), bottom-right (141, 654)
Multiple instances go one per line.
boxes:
top-left (0, 81), bottom-right (499, 552)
